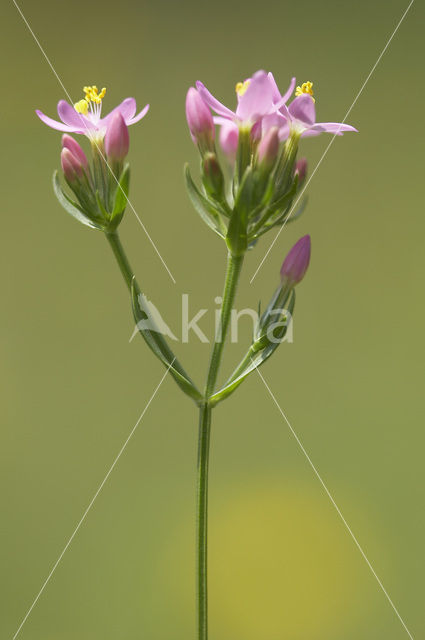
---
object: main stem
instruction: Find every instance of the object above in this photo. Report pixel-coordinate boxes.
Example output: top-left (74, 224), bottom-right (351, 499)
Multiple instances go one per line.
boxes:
top-left (106, 230), bottom-right (135, 292)
top-left (197, 251), bottom-right (244, 640)
top-left (205, 252), bottom-right (244, 398)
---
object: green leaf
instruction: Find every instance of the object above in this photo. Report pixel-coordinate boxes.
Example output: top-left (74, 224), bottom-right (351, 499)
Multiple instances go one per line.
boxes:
top-left (130, 280), bottom-right (203, 404)
top-left (112, 163), bottom-right (130, 216)
top-left (184, 164), bottom-right (226, 238)
top-left (210, 290), bottom-right (296, 406)
top-left (52, 171), bottom-right (104, 230)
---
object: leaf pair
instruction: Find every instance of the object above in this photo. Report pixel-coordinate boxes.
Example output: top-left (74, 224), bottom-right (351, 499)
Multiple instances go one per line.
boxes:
top-left (130, 280), bottom-right (203, 405)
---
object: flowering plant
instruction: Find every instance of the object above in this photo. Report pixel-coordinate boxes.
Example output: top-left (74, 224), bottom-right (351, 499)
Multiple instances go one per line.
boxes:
top-left (37, 72), bottom-right (356, 639)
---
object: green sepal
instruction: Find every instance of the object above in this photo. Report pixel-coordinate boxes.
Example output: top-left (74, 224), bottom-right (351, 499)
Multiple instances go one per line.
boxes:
top-left (112, 163), bottom-right (130, 217)
top-left (52, 171), bottom-right (104, 231)
top-left (249, 175), bottom-right (298, 240)
top-left (209, 290), bottom-right (295, 406)
top-left (277, 195), bottom-right (308, 226)
top-left (130, 280), bottom-right (203, 405)
top-left (184, 164), bottom-right (226, 238)
top-left (95, 190), bottom-right (109, 218)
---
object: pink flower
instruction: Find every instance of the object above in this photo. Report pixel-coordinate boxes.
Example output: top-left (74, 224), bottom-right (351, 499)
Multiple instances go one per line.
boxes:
top-left (278, 86), bottom-right (357, 139)
top-left (61, 147), bottom-right (85, 184)
top-left (61, 134), bottom-right (88, 169)
top-left (196, 71), bottom-right (295, 155)
top-left (257, 127), bottom-right (279, 169)
top-left (219, 121), bottom-right (239, 159)
top-left (36, 85), bottom-right (149, 141)
top-left (197, 70), bottom-right (294, 127)
top-left (185, 87), bottom-right (215, 148)
top-left (104, 112), bottom-right (129, 161)
top-left (280, 235), bottom-right (311, 285)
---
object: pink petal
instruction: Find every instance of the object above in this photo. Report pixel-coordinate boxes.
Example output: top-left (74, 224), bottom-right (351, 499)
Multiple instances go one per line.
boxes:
top-left (279, 76), bottom-right (296, 105)
top-left (262, 111), bottom-right (287, 135)
top-left (308, 122), bottom-right (358, 135)
top-left (127, 103), bottom-right (150, 125)
top-left (57, 100), bottom-right (91, 130)
top-left (236, 70), bottom-right (274, 121)
top-left (196, 81), bottom-right (235, 120)
top-left (288, 94), bottom-right (316, 126)
top-left (219, 121), bottom-right (239, 157)
top-left (267, 72), bottom-right (282, 102)
top-left (35, 109), bottom-right (78, 133)
top-left (213, 116), bottom-right (231, 126)
top-left (278, 122), bottom-right (291, 141)
top-left (101, 98), bottom-right (137, 127)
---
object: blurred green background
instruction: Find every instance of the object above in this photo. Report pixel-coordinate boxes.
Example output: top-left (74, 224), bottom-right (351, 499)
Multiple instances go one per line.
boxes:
top-left (1, 0), bottom-right (424, 638)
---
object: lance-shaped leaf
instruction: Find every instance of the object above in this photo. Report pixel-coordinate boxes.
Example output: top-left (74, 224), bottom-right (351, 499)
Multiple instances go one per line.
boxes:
top-left (53, 171), bottom-right (104, 231)
top-left (130, 280), bottom-right (203, 404)
top-left (184, 164), bottom-right (226, 237)
top-left (209, 290), bottom-right (295, 406)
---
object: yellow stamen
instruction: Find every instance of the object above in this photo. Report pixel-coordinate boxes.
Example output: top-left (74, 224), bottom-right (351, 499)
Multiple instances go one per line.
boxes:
top-left (235, 80), bottom-right (250, 97)
top-left (83, 85), bottom-right (107, 104)
top-left (74, 85), bottom-right (107, 113)
top-left (74, 99), bottom-right (89, 115)
top-left (295, 81), bottom-right (315, 102)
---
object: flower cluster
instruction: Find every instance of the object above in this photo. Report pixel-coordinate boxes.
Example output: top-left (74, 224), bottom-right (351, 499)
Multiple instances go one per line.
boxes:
top-left (185, 69), bottom-right (356, 273)
top-left (36, 86), bottom-right (149, 231)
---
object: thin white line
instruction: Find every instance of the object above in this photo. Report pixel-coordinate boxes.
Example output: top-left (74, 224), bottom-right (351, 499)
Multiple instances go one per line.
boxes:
top-left (250, 0), bottom-right (415, 284)
top-left (254, 365), bottom-right (414, 640)
top-left (11, 0), bottom-right (176, 284)
top-left (11, 362), bottom-right (173, 640)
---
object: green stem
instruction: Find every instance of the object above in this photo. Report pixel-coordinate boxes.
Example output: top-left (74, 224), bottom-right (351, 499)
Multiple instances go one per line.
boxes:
top-left (106, 230), bottom-right (135, 292)
top-left (205, 252), bottom-right (244, 397)
top-left (197, 401), bottom-right (211, 640)
top-left (196, 250), bottom-right (244, 640)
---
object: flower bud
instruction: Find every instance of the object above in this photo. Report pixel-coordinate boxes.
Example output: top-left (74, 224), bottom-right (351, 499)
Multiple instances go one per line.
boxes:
top-left (61, 147), bottom-right (85, 183)
top-left (185, 87), bottom-right (215, 149)
top-left (257, 127), bottom-right (279, 170)
top-left (280, 235), bottom-right (311, 286)
top-left (219, 122), bottom-right (239, 160)
top-left (104, 112), bottom-right (129, 161)
top-left (61, 134), bottom-right (88, 169)
top-left (201, 152), bottom-right (225, 200)
top-left (294, 157), bottom-right (307, 185)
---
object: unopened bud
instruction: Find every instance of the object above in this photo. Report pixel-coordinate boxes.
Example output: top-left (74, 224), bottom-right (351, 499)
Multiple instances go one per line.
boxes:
top-left (219, 122), bottom-right (238, 160)
top-left (104, 112), bottom-right (129, 161)
top-left (62, 134), bottom-right (88, 169)
top-left (185, 87), bottom-right (215, 150)
top-left (257, 127), bottom-right (279, 170)
top-left (280, 235), bottom-right (311, 286)
top-left (294, 157), bottom-right (307, 185)
top-left (61, 147), bottom-right (85, 184)
top-left (201, 152), bottom-right (225, 200)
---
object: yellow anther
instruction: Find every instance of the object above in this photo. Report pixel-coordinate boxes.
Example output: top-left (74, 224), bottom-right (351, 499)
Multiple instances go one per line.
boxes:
top-left (235, 80), bottom-right (250, 97)
top-left (295, 81), bottom-right (315, 102)
top-left (74, 99), bottom-right (89, 115)
top-left (75, 85), bottom-right (107, 113)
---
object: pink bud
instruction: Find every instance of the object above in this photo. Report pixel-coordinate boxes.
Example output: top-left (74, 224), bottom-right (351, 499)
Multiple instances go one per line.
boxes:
top-left (61, 148), bottom-right (84, 183)
top-left (258, 127), bottom-right (279, 169)
top-left (185, 87), bottom-right (215, 147)
top-left (280, 235), bottom-right (311, 286)
top-left (62, 134), bottom-right (88, 169)
top-left (294, 157), bottom-right (307, 183)
top-left (219, 122), bottom-right (239, 159)
top-left (104, 112), bottom-right (129, 161)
